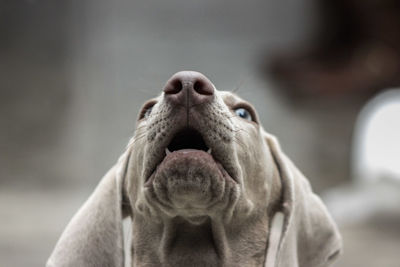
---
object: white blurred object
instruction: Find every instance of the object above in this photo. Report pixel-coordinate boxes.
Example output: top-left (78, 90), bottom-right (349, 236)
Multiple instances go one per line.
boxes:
top-left (353, 89), bottom-right (400, 184)
top-left (324, 89), bottom-right (400, 225)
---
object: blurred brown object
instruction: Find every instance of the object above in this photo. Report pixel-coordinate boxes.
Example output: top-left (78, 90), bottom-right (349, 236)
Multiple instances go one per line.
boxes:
top-left (262, 0), bottom-right (400, 101)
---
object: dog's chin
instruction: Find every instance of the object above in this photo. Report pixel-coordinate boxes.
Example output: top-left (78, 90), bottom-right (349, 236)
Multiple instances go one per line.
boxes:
top-left (146, 149), bottom-right (235, 219)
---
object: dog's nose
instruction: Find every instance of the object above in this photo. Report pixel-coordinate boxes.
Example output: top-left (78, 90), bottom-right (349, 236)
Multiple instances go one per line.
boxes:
top-left (163, 71), bottom-right (215, 107)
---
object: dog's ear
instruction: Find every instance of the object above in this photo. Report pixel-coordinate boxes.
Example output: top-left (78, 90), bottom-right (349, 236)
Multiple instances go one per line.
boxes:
top-left (263, 132), bottom-right (342, 267)
top-left (47, 148), bottom-right (132, 267)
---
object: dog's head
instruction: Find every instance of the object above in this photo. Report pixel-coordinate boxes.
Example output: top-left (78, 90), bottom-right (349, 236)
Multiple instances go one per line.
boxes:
top-left (129, 71), bottom-right (281, 225)
top-left (48, 71), bottom-right (342, 267)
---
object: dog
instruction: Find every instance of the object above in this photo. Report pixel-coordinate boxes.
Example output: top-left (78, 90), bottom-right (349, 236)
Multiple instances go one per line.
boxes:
top-left (47, 71), bottom-right (342, 267)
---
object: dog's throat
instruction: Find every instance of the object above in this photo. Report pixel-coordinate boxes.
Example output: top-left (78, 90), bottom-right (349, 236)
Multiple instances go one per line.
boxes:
top-left (163, 218), bottom-right (221, 266)
top-left (131, 213), bottom-right (270, 267)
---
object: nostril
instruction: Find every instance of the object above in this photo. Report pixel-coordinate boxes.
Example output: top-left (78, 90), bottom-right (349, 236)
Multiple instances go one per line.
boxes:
top-left (164, 79), bottom-right (183, 95)
top-left (163, 71), bottom-right (215, 103)
top-left (193, 80), bottom-right (214, 96)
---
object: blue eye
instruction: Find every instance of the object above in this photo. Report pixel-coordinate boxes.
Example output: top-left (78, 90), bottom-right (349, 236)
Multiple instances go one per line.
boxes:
top-left (139, 101), bottom-right (157, 120)
top-left (235, 108), bottom-right (252, 121)
top-left (144, 106), bottom-right (153, 118)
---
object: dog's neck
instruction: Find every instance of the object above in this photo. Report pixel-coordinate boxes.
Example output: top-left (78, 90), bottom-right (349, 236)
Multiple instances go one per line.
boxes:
top-left (131, 211), bottom-right (270, 267)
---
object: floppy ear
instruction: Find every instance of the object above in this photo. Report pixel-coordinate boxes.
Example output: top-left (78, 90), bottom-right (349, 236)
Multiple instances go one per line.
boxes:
top-left (47, 149), bottom-right (132, 267)
top-left (264, 133), bottom-right (342, 267)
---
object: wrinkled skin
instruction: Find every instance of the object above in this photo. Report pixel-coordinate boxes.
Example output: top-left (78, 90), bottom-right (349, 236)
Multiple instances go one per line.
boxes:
top-left (124, 77), bottom-right (282, 266)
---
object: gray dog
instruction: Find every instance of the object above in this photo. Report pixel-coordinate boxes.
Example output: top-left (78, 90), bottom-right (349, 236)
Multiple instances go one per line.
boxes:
top-left (47, 71), bottom-right (342, 267)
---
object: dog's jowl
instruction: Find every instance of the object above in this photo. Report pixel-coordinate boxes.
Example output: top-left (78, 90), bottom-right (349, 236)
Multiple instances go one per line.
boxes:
top-left (47, 71), bottom-right (342, 267)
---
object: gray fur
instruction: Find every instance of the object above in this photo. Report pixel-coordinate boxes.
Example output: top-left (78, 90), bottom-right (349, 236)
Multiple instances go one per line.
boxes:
top-left (47, 76), bottom-right (342, 267)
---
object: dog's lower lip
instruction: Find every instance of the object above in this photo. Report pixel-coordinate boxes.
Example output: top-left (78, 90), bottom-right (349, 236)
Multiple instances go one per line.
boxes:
top-left (165, 148), bottom-right (212, 154)
top-left (145, 148), bottom-right (237, 185)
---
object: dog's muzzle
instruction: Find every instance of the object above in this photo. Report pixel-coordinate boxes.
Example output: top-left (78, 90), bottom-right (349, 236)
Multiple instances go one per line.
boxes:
top-left (141, 71), bottom-right (240, 220)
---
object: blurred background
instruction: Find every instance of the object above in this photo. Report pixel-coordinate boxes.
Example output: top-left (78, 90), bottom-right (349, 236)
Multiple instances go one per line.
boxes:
top-left (1, 0), bottom-right (399, 266)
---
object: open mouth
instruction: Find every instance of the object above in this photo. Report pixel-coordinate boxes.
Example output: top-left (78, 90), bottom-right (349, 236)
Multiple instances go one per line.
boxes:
top-left (145, 127), bottom-right (237, 185)
top-left (165, 128), bottom-right (211, 155)
top-left (145, 128), bottom-right (213, 185)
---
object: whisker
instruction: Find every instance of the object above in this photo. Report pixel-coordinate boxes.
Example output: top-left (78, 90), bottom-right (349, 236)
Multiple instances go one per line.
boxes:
top-left (231, 73), bottom-right (255, 94)
top-left (232, 137), bottom-right (246, 150)
top-left (136, 110), bottom-right (164, 121)
top-left (134, 124), bottom-right (149, 131)
top-left (129, 86), bottom-right (160, 98)
top-left (130, 133), bottom-right (149, 145)
top-left (133, 132), bottom-right (147, 138)
top-left (233, 127), bottom-right (251, 136)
